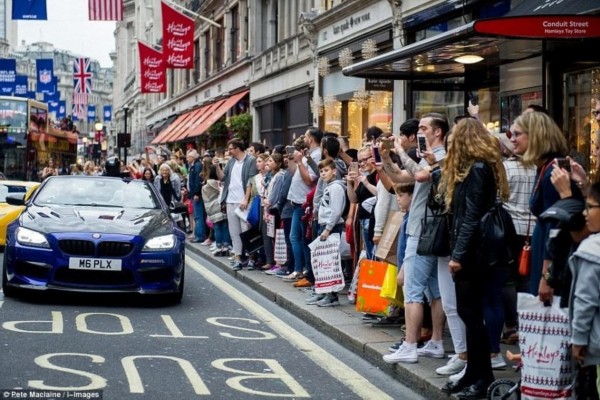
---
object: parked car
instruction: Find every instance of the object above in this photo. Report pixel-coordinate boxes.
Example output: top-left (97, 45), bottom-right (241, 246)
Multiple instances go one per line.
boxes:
top-left (2, 175), bottom-right (186, 303)
top-left (0, 180), bottom-right (40, 248)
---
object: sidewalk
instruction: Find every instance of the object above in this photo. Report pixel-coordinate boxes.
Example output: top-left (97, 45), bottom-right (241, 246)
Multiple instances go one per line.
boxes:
top-left (186, 242), bottom-right (521, 400)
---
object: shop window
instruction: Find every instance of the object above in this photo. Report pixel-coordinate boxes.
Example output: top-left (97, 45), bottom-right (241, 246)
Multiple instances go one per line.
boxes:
top-left (368, 91), bottom-right (392, 133)
top-left (324, 98), bottom-right (342, 136)
top-left (413, 90), bottom-right (464, 124)
top-left (500, 91), bottom-right (542, 133)
top-left (468, 88), bottom-right (500, 133)
top-left (565, 68), bottom-right (600, 179)
top-left (347, 101), bottom-right (364, 150)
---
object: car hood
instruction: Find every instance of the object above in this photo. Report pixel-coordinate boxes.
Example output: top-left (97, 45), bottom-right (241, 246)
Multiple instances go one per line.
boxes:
top-left (20, 204), bottom-right (173, 238)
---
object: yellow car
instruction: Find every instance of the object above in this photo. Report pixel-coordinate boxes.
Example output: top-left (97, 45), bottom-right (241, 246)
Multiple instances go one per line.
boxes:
top-left (0, 180), bottom-right (40, 247)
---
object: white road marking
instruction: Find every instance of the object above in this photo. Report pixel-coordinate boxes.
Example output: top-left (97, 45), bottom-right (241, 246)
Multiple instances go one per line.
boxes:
top-left (187, 258), bottom-right (394, 400)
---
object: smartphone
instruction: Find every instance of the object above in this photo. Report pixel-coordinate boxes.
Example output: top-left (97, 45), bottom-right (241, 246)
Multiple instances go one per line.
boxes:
top-left (555, 158), bottom-right (571, 172)
top-left (372, 146), bottom-right (382, 165)
top-left (349, 162), bottom-right (359, 175)
top-left (417, 134), bottom-right (427, 156)
top-left (381, 138), bottom-right (393, 151)
top-left (285, 145), bottom-right (296, 159)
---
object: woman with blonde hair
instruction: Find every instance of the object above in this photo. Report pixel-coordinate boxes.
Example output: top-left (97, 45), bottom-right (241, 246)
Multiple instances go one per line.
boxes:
top-left (509, 111), bottom-right (582, 300)
top-left (440, 118), bottom-right (509, 398)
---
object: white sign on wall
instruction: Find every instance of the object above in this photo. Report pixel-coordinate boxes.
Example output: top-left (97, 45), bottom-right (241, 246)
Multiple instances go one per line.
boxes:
top-left (318, 1), bottom-right (391, 48)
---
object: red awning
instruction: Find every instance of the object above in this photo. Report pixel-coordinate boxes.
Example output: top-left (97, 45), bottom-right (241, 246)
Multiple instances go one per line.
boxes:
top-left (185, 90), bottom-right (249, 139)
top-left (167, 101), bottom-right (223, 142)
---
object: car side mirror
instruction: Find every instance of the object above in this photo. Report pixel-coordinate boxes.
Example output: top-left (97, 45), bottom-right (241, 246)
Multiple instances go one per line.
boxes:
top-left (169, 201), bottom-right (187, 214)
top-left (6, 193), bottom-right (25, 206)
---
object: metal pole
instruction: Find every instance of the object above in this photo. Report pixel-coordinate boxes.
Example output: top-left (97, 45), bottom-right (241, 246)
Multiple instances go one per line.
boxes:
top-left (123, 106), bottom-right (129, 162)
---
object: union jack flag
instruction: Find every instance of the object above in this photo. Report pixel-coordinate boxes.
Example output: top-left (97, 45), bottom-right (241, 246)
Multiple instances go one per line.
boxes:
top-left (73, 57), bottom-right (93, 95)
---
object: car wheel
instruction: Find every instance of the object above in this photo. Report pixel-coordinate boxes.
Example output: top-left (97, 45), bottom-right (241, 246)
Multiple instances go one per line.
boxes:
top-left (2, 253), bottom-right (17, 298)
top-left (164, 261), bottom-right (185, 305)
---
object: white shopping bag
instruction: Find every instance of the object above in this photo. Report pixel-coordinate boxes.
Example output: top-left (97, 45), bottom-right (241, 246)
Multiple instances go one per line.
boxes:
top-left (274, 228), bottom-right (287, 264)
top-left (308, 233), bottom-right (345, 294)
top-left (518, 293), bottom-right (576, 400)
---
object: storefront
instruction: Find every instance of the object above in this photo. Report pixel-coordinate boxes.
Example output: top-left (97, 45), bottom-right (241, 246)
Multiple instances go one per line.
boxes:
top-left (316, 0), bottom-right (393, 149)
top-left (253, 86), bottom-right (312, 147)
top-left (343, 0), bottom-right (600, 175)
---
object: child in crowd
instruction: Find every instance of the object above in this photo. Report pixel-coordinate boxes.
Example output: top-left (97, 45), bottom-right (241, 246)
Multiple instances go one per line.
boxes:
top-left (306, 158), bottom-right (347, 307)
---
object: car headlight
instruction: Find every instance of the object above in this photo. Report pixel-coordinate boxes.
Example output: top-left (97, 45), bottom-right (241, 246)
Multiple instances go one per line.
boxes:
top-left (16, 227), bottom-right (50, 248)
top-left (143, 234), bottom-right (176, 251)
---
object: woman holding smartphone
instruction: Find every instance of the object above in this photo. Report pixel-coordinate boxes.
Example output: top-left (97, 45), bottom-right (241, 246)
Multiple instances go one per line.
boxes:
top-left (509, 111), bottom-right (583, 300)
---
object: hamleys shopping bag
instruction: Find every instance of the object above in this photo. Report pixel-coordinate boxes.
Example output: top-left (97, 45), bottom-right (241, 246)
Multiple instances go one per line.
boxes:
top-left (308, 233), bottom-right (345, 294)
top-left (518, 293), bottom-right (576, 400)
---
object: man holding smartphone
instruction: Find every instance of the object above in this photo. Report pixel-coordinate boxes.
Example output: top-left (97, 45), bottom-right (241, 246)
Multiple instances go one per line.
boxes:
top-left (285, 127), bottom-right (322, 282)
top-left (384, 114), bottom-right (457, 367)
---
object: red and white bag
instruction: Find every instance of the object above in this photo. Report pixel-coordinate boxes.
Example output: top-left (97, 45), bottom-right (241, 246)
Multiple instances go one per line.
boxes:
top-left (518, 293), bottom-right (576, 400)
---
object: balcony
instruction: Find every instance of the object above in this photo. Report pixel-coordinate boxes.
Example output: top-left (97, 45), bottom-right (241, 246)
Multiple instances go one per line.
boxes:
top-left (251, 35), bottom-right (312, 82)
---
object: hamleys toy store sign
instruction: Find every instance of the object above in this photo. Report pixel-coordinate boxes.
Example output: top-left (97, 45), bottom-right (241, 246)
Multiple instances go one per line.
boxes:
top-left (474, 16), bottom-right (600, 39)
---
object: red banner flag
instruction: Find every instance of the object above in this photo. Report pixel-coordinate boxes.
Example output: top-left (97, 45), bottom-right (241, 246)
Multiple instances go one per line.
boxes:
top-left (161, 1), bottom-right (194, 69)
top-left (138, 41), bottom-right (166, 94)
top-left (88, 0), bottom-right (123, 21)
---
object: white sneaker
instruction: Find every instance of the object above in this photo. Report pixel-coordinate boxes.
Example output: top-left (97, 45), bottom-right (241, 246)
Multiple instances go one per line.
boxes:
top-left (449, 364), bottom-right (467, 382)
top-left (209, 243), bottom-right (218, 251)
top-left (436, 354), bottom-right (467, 375)
top-left (491, 353), bottom-right (507, 369)
top-left (416, 340), bottom-right (445, 358)
top-left (383, 343), bottom-right (418, 364)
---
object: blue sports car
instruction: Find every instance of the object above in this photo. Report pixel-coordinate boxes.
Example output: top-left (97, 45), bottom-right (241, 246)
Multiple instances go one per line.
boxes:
top-left (2, 175), bottom-right (186, 304)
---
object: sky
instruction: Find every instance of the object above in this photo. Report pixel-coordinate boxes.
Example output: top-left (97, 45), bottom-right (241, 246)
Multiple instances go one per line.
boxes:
top-left (17, 0), bottom-right (117, 68)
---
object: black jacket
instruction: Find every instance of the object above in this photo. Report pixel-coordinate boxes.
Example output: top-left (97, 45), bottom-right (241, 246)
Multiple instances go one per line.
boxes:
top-left (450, 161), bottom-right (497, 266)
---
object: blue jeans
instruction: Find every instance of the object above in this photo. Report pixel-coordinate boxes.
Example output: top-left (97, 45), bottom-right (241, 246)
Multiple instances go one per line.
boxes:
top-left (213, 220), bottom-right (231, 247)
top-left (193, 198), bottom-right (206, 241)
top-left (282, 217), bottom-right (294, 269)
top-left (290, 203), bottom-right (309, 274)
top-left (360, 218), bottom-right (375, 260)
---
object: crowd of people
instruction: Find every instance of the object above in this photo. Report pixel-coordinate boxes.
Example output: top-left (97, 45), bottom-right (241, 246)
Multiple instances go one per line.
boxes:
top-left (62, 100), bottom-right (600, 399)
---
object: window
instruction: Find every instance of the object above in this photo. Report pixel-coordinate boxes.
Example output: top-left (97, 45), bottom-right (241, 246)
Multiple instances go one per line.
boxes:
top-left (193, 39), bottom-right (200, 82)
top-left (215, 19), bottom-right (224, 70)
top-left (230, 6), bottom-right (239, 63)
top-left (203, 31), bottom-right (211, 77)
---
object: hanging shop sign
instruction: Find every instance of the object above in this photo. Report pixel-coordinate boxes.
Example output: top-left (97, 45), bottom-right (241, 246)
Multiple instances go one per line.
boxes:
top-left (474, 16), bottom-right (600, 39)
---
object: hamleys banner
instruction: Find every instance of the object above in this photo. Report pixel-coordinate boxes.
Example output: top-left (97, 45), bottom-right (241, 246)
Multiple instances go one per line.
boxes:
top-left (138, 41), bottom-right (166, 93)
top-left (161, 1), bottom-right (194, 69)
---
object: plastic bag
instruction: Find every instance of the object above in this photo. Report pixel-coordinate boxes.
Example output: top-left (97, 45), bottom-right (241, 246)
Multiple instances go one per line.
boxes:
top-left (518, 293), bottom-right (576, 400)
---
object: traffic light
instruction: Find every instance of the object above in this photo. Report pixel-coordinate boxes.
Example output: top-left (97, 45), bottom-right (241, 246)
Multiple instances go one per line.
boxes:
top-left (117, 133), bottom-right (131, 148)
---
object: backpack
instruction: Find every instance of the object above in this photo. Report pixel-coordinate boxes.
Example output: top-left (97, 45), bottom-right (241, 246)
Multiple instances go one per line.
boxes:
top-left (330, 180), bottom-right (351, 219)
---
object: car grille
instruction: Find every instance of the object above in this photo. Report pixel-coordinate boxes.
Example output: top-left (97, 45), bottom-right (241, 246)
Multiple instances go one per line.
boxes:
top-left (58, 240), bottom-right (133, 257)
top-left (53, 268), bottom-right (136, 287)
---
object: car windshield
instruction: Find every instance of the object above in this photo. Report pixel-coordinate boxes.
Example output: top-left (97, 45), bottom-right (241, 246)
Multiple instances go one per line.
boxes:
top-left (34, 177), bottom-right (161, 209)
top-left (0, 184), bottom-right (28, 203)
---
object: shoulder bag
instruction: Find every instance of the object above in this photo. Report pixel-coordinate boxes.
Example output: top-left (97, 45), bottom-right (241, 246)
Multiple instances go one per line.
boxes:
top-left (417, 185), bottom-right (450, 257)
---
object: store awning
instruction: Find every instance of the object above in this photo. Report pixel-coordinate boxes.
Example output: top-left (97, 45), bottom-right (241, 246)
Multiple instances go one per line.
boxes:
top-left (342, 14), bottom-right (600, 80)
top-left (168, 100), bottom-right (225, 142)
top-left (150, 108), bottom-right (200, 145)
top-left (184, 90), bottom-right (249, 140)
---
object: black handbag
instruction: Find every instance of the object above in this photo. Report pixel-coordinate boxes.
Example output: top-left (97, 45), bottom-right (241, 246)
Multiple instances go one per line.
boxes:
top-left (417, 185), bottom-right (450, 257)
top-left (239, 227), bottom-right (264, 254)
top-left (477, 199), bottom-right (518, 268)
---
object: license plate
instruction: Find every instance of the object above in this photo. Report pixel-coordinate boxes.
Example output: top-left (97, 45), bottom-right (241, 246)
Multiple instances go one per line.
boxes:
top-left (69, 258), bottom-right (122, 271)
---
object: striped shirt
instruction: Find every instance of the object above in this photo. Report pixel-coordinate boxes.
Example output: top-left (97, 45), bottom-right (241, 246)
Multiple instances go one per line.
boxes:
top-left (503, 158), bottom-right (537, 236)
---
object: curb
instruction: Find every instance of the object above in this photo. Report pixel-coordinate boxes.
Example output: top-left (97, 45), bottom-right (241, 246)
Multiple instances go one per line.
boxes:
top-left (186, 243), bottom-right (520, 400)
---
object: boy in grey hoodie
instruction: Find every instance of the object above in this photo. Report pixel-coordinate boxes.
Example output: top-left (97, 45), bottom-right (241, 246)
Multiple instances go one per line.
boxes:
top-left (310, 158), bottom-right (347, 307)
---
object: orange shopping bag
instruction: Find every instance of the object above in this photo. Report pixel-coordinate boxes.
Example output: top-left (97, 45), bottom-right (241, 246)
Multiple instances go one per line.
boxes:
top-left (355, 259), bottom-right (389, 315)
